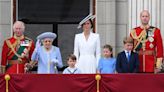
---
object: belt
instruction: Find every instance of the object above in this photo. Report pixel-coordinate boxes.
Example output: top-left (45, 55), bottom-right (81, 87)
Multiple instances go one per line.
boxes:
top-left (8, 60), bottom-right (26, 64)
top-left (136, 50), bottom-right (155, 55)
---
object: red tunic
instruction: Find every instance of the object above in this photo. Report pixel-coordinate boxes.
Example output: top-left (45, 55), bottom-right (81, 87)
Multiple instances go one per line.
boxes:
top-left (130, 26), bottom-right (163, 73)
top-left (1, 35), bottom-right (35, 74)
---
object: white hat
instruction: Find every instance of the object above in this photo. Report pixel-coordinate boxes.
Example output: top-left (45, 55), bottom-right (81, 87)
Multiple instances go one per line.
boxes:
top-left (37, 32), bottom-right (57, 40)
top-left (77, 13), bottom-right (96, 29)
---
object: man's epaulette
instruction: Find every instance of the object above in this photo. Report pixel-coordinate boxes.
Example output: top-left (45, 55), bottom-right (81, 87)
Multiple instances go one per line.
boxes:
top-left (130, 28), bottom-right (138, 39)
top-left (149, 26), bottom-right (156, 32)
top-left (6, 37), bottom-right (14, 41)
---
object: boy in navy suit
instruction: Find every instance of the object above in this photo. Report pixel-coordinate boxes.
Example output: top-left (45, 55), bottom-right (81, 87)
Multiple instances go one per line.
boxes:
top-left (116, 37), bottom-right (139, 73)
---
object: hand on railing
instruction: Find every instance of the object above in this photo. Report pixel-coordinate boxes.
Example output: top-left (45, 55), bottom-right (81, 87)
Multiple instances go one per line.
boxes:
top-left (24, 63), bottom-right (33, 73)
top-left (51, 59), bottom-right (59, 74)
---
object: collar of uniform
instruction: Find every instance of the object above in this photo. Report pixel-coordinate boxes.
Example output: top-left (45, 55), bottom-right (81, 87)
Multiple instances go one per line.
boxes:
top-left (14, 34), bottom-right (24, 40)
top-left (140, 24), bottom-right (150, 29)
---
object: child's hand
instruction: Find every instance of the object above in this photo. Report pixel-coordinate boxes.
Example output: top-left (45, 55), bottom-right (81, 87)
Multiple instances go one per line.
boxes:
top-left (96, 70), bottom-right (100, 74)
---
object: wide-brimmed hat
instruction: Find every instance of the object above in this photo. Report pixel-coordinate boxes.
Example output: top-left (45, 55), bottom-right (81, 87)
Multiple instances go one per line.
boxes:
top-left (37, 32), bottom-right (57, 40)
top-left (77, 13), bottom-right (95, 29)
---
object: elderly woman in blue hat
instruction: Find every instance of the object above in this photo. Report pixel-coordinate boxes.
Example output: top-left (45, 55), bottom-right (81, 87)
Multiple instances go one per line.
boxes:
top-left (74, 14), bottom-right (101, 74)
top-left (25, 32), bottom-right (63, 74)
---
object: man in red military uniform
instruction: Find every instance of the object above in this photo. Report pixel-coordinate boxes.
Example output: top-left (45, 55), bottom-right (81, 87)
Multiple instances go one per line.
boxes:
top-left (130, 10), bottom-right (163, 73)
top-left (1, 21), bottom-right (35, 74)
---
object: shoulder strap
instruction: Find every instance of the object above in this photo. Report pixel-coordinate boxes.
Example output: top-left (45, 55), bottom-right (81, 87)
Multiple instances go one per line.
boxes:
top-left (130, 28), bottom-right (147, 50)
top-left (6, 40), bottom-right (22, 58)
top-left (6, 39), bottom-right (17, 56)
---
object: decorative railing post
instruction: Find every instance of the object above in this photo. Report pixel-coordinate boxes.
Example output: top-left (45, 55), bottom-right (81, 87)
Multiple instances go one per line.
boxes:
top-left (5, 74), bottom-right (10, 92)
top-left (95, 74), bottom-right (101, 92)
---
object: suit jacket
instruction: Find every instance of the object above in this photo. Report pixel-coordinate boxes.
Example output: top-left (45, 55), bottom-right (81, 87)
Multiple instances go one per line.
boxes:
top-left (116, 51), bottom-right (139, 73)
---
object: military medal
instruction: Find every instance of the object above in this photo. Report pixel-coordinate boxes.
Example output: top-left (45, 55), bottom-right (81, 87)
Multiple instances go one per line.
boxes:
top-left (149, 43), bottom-right (154, 48)
top-left (21, 40), bottom-right (30, 46)
top-left (25, 40), bottom-right (29, 44)
top-left (148, 37), bottom-right (154, 42)
top-left (148, 28), bottom-right (154, 37)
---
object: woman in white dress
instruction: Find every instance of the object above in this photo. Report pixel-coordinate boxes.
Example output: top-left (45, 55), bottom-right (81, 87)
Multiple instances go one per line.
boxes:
top-left (74, 14), bottom-right (101, 73)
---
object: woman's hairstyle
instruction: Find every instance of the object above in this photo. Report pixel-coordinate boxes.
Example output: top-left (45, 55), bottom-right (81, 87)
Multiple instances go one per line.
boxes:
top-left (103, 44), bottom-right (113, 57)
top-left (82, 19), bottom-right (94, 28)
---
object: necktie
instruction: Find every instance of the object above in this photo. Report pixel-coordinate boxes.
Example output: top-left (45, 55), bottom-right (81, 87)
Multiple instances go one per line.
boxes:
top-left (127, 52), bottom-right (130, 62)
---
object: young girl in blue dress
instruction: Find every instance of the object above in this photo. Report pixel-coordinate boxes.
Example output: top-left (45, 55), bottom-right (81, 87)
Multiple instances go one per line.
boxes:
top-left (97, 44), bottom-right (116, 74)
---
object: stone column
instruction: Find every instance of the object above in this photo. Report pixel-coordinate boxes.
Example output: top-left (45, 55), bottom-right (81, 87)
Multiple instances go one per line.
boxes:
top-left (97, 0), bottom-right (116, 55)
top-left (0, 0), bottom-right (12, 60)
top-left (161, 0), bottom-right (164, 44)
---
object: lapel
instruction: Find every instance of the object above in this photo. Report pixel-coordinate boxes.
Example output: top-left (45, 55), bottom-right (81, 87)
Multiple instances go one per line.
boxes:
top-left (129, 51), bottom-right (134, 63)
top-left (82, 31), bottom-right (92, 44)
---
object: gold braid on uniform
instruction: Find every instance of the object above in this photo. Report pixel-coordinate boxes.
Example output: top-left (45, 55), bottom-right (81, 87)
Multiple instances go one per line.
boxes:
top-left (130, 29), bottom-right (148, 50)
top-left (6, 40), bottom-right (23, 59)
top-left (5, 36), bottom-right (32, 62)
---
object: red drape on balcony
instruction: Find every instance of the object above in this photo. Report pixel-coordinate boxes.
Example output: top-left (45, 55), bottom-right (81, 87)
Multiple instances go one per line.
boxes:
top-left (1, 74), bottom-right (164, 92)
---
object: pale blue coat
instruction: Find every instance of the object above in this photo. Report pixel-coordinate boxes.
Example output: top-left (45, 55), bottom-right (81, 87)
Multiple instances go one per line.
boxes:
top-left (31, 46), bottom-right (63, 74)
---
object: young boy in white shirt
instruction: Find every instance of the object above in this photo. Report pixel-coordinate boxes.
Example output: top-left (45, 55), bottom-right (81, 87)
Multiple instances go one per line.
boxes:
top-left (63, 54), bottom-right (81, 74)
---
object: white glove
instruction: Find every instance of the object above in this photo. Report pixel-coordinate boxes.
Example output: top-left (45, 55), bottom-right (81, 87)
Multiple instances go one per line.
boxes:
top-left (51, 59), bottom-right (59, 64)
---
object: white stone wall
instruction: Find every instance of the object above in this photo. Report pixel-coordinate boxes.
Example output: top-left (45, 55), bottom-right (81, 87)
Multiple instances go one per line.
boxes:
top-left (97, 0), bottom-right (116, 56)
top-left (161, 0), bottom-right (164, 45)
top-left (0, 0), bottom-right (12, 61)
top-left (97, 0), bottom-right (128, 56)
top-left (116, 0), bottom-right (128, 54)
